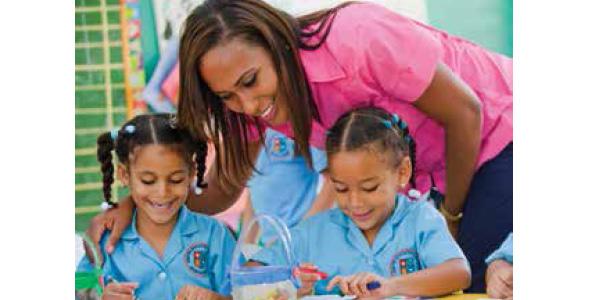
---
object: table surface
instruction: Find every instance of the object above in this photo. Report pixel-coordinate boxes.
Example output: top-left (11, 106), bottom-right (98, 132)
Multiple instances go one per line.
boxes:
top-left (436, 294), bottom-right (490, 300)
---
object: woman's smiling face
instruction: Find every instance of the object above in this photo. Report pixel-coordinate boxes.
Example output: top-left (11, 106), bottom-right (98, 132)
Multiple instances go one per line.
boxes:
top-left (199, 38), bottom-right (289, 126)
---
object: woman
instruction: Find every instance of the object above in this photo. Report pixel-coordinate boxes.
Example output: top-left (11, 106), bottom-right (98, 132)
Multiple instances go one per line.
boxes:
top-left (88, 0), bottom-right (512, 292)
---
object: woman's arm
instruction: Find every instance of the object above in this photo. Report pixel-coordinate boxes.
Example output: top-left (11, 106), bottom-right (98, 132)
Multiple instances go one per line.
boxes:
top-left (413, 63), bottom-right (482, 237)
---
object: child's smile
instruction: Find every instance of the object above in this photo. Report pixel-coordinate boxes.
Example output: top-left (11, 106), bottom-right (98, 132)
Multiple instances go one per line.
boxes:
top-left (119, 144), bottom-right (193, 227)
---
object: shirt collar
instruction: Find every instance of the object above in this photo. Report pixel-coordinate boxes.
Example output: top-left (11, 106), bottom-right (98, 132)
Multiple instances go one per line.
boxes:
top-left (121, 206), bottom-right (199, 241)
top-left (299, 46), bottom-right (347, 83)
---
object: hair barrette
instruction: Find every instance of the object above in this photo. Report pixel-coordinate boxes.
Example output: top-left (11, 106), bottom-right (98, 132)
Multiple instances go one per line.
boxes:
top-left (124, 125), bottom-right (136, 134)
top-left (110, 129), bottom-right (119, 141)
top-left (381, 120), bottom-right (393, 129)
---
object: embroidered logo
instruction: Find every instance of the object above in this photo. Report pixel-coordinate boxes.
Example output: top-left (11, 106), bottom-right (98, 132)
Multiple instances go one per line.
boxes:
top-left (268, 135), bottom-right (291, 159)
top-left (184, 242), bottom-right (209, 276)
top-left (390, 248), bottom-right (420, 276)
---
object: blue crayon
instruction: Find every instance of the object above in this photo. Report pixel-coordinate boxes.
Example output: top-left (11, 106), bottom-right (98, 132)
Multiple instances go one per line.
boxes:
top-left (367, 281), bottom-right (381, 290)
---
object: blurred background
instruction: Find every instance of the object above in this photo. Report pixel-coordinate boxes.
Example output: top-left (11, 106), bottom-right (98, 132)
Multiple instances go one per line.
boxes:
top-left (74, 0), bottom-right (513, 232)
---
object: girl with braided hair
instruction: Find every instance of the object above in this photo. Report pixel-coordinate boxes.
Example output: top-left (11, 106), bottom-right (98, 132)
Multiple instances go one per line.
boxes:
top-left (78, 114), bottom-right (234, 300)
top-left (250, 107), bottom-right (470, 298)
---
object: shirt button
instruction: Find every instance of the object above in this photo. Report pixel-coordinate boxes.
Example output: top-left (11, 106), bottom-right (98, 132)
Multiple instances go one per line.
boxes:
top-left (367, 258), bottom-right (375, 265)
top-left (158, 272), bottom-right (167, 280)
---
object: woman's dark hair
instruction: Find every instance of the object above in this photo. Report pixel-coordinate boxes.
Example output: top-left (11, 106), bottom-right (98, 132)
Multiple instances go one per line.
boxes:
top-left (96, 113), bottom-right (208, 206)
top-left (325, 107), bottom-right (417, 187)
top-left (178, 0), bottom-right (356, 188)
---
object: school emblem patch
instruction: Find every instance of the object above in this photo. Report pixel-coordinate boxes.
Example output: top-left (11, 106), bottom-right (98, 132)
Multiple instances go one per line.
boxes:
top-left (390, 248), bottom-right (420, 276)
top-left (184, 242), bottom-right (209, 276)
top-left (267, 135), bottom-right (292, 159)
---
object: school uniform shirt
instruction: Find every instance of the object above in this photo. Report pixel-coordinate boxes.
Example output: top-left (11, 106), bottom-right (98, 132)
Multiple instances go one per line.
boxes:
top-left (264, 1), bottom-right (513, 195)
top-left (77, 206), bottom-right (235, 299)
top-left (247, 128), bottom-right (327, 242)
top-left (485, 233), bottom-right (513, 265)
top-left (251, 194), bottom-right (466, 278)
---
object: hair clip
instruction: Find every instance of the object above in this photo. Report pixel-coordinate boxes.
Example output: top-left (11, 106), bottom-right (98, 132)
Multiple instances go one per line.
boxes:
top-left (100, 202), bottom-right (114, 211)
top-left (399, 120), bottom-right (408, 130)
top-left (404, 135), bottom-right (412, 143)
top-left (381, 120), bottom-right (393, 129)
top-left (391, 114), bottom-right (400, 124)
top-left (110, 129), bottom-right (119, 141)
top-left (124, 125), bottom-right (136, 134)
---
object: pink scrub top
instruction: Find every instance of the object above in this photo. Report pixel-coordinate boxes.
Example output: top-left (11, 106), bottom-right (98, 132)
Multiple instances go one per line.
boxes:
top-left (269, 2), bottom-right (512, 194)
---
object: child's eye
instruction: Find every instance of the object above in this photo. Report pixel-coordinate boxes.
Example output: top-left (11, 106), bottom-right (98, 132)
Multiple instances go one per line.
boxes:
top-left (334, 186), bottom-right (349, 193)
top-left (242, 73), bottom-right (257, 87)
top-left (141, 180), bottom-right (155, 185)
top-left (170, 178), bottom-right (185, 184)
top-left (362, 185), bottom-right (379, 192)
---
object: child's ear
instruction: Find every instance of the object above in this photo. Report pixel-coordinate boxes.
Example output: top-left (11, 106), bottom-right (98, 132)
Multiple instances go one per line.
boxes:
top-left (396, 155), bottom-right (412, 189)
top-left (117, 163), bottom-right (130, 187)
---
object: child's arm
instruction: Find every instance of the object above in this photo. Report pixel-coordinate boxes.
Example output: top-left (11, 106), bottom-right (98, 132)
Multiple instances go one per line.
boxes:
top-left (326, 258), bottom-right (470, 298)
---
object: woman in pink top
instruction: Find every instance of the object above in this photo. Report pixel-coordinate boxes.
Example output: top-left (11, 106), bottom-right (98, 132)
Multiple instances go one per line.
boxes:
top-left (89, 0), bottom-right (511, 293)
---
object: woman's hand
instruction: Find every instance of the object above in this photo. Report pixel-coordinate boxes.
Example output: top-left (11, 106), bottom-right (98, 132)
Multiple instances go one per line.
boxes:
top-left (486, 259), bottom-right (513, 299)
top-left (175, 285), bottom-right (230, 300)
top-left (326, 272), bottom-right (391, 299)
top-left (84, 197), bottom-right (134, 264)
top-left (101, 282), bottom-right (138, 300)
top-left (293, 263), bottom-right (323, 297)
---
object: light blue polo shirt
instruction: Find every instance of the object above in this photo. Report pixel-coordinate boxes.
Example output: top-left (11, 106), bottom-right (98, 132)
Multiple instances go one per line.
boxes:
top-left (77, 206), bottom-right (235, 299)
top-left (247, 129), bottom-right (327, 242)
top-left (485, 233), bottom-right (513, 265)
top-left (251, 194), bottom-right (465, 279)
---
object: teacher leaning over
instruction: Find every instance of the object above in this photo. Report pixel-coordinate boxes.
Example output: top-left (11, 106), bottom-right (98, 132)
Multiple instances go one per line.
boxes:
top-left (88, 0), bottom-right (513, 292)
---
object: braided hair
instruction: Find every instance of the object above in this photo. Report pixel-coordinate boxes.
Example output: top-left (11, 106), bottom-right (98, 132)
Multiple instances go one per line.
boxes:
top-left (96, 113), bottom-right (208, 207)
top-left (325, 106), bottom-right (417, 187)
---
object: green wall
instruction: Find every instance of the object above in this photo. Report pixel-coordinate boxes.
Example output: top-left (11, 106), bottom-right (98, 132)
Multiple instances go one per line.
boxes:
top-left (427, 0), bottom-right (513, 57)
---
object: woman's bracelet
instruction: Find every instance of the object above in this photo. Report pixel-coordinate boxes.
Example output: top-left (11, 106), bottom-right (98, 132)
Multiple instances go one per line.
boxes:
top-left (440, 203), bottom-right (463, 222)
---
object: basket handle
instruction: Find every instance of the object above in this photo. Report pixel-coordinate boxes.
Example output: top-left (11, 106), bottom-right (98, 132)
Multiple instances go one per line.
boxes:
top-left (231, 214), bottom-right (297, 271)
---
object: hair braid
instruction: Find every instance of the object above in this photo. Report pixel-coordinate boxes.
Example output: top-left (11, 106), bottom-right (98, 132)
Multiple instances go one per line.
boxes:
top-left (97, 131), bottom-right (117, 206)
top-left (194, 140), bottom-right (209, 189)
top-left (395, 118), bottom-right (417, 188)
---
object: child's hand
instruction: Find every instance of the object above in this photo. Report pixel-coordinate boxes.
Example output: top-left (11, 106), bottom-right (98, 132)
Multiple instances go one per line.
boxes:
top-left (101, 282), bottom-right (138, 300)
top-left (485, 259), bottom-right (513, 299)
top-left (175, 285), bottom-right (229, 300)
top-left (326, 272), bottom-right (390, 299)
top-left (293, 263), bottom-right (323, 297)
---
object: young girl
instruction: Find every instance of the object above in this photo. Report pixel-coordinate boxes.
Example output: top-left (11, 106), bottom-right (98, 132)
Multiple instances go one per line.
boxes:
top-left (77, 114), bottom-right (234, 300)
top-left (251, 107), bottom-right (471, 298)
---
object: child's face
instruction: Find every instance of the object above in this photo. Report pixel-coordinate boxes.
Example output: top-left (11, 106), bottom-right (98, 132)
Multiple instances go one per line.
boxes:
top-left (118, 144), bottom-right (194, 226)
top-left (328, 148), bottom-right (411, 237)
